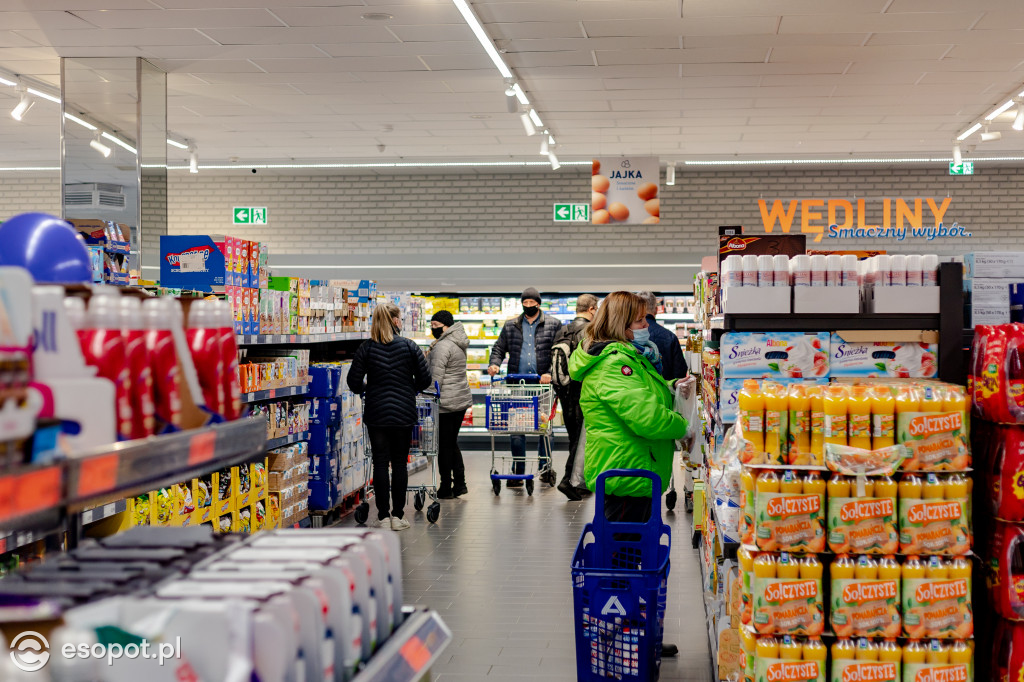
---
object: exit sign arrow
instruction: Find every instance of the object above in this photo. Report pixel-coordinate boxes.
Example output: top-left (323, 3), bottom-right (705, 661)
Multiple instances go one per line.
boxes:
top-left (949, 161), bottom-right (974, 176)
top-left (235, 208), bottom-right (250, 223)
top-left (233, 207), bottom-right (268, 224)
top-left (553, 203), bottom-right (589, 222)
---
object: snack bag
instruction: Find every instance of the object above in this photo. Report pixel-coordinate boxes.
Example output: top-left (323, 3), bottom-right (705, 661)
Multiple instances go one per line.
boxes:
top-left (755, 489), bottom-right (826, 553)
top-left (825, 443), bottom-right (908, 477)
top-left (752, 576), bottom-right (825, 636)
top-left (133, 494), bottom-right (151, 526)
top-left (828, 496), bottom-right (899, 555)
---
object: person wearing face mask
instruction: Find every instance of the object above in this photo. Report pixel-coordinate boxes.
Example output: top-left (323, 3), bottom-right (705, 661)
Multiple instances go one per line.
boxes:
top-left (487, 287), bottom-right (563, 487)
top-left (348, 302), bottom-right (432, 530)
top-left (568, 291), bottom-right (689, 657)
top-left (427, 310), bottom-right (472, 498)
top-left (637, 291), bottom-right (688, 381)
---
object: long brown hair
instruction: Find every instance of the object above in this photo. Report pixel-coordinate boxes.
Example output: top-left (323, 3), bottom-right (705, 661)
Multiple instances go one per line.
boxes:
top-left (585, 291), bottom-right (646, 346)
top-left (370, 302), bottom-right (401, 344)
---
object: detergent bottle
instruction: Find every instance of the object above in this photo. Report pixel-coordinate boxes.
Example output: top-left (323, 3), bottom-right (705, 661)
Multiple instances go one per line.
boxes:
top-left (78, 294), bottom-right (133, 440)
top-left (119, 297), bottom-right (155, 438)
top-left (186, 299), bottom-right (226, 417)
top-left (142, 298), bottom-right (183, 431)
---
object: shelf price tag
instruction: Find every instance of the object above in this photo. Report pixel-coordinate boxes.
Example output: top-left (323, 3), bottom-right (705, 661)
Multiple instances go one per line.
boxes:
top-left (77, 454), bottom-right (119, 498)
top-left (399, 636), bottom-right (431, 672)
top-left (13, 467), bottom-right (62, 517)
top-left (188, 430), bottom-right (217, 465)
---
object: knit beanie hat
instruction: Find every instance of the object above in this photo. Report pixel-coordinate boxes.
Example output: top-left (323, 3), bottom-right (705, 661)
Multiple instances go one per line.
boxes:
top-left (521, 287), bottom-right (541, 304)
top-left (430, 310), bottom-right (454, 327)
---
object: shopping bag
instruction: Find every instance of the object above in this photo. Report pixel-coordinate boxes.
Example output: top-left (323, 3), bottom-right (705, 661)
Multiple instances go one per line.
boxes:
top-left (570, 424), bottom-right (587, 488)
top-left (673, 376), bottom-right (698, 458)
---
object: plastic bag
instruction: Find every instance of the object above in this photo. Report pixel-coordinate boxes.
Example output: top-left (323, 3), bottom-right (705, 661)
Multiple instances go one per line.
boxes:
top-left (569, 424), bottom-right (587, 488)
top-left (824, 442), bottom-right (909, 476)
top-left (674, 376), bottom-right (699, 454)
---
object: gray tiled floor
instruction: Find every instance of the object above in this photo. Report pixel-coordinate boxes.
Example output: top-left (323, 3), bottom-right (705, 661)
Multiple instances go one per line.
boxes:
top-left (339, 451), bottom-right (713, 681)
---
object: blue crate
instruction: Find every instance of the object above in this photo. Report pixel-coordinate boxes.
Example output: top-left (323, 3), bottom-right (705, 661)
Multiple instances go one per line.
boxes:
top-left (571, 470), bottom-right (670, 682)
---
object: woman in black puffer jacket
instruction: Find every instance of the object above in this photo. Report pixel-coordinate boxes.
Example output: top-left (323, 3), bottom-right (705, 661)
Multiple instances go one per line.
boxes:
top-left (348, 302), bottom-right (431, 531)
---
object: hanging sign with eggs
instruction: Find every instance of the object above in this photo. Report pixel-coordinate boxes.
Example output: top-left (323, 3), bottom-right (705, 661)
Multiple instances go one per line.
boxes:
top-left (591, 156), bottom-right (661, 225)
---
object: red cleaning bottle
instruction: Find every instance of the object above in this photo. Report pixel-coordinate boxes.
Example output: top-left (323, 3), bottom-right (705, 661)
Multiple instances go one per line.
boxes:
top-left (214, 299), bottom-right (241, 420)
top-left (143, 298), bottom-right (183, 431)
top-left (119, 297), bottom-right (155, 438)
top-left (78, 295), bottom-right (133, 440)
top-left (186, 299), bottom-right (225, 418)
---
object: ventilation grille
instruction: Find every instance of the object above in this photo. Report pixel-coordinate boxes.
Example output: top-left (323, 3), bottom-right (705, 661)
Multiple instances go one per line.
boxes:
top-left (64, 184), bottom-right (126, 209)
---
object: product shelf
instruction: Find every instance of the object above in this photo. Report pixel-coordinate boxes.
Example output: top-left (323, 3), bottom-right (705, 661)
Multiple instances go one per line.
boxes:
top-left (265, 431), bottom-right (310, 450)
top-left (80, 499), bottom-right (130, 525)
top-left (240, 384), bottom-right (310, 403)
top-left (722, 312), bottom-right (941, 332)
top-left (237, 331), bottom-right (369, 345)
top-left (352, 607), bottom-right (452, 681)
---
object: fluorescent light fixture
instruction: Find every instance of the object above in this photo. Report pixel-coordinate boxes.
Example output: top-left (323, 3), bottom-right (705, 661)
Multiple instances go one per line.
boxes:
top-left (548, 134), bottom-right (555, 145)
top-left (166, 138), bottom-right (188, 149)
top-left (952, 143), bottom-right (962, 165)
top-left (1015, 104), bottom-right (1024, 131)
top-left (981, 126), bottom-right (1002, 142)
top-left (26, 87), bottom-right (59, 104)
top-left (10, 93), bottom-right (33, 121)
top-left (547, 150), bottom-right (560, 170)
top-left (987, 100), bottom-right (1016, 120)
top-left (188, 145), bottom-right (199, 174)
top-left (666, 162), bottom-right (676, 186)
top-left (451, 0), bottom-right (513, 79)
top-left (539, 137), bottom-right (549, 155)
top-left (957, 123), bottom-right (981, 141)
top-left (528, 109), bottom-right (542, 128)
top-left (64, 113), bottom-right (97, 131)
top-left (164, 160), bottom-right (592, 170)
top-left (511, 83), bottom-right (529, 106)
top-left (520, 112), bottom-right (536, 136)
top-left (90, 135), bottom-right (111, 158)
top-left (101, 131), bottom-right (136, 155)
top-left (0, 76), bottom-right (16, 87)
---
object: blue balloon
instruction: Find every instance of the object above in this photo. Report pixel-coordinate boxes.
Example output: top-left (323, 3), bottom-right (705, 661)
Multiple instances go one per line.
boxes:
top-left (0, 212), bottom-right (92, 284)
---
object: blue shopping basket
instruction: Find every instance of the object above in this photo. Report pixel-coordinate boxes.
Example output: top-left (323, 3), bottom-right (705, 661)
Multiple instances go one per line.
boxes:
top-left (571, 469), bottom-right (670, 681)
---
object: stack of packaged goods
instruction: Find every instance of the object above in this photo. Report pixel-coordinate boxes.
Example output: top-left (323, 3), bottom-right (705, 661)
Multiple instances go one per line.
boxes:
top-left (305, 362), bottom-right (367, 514)
top-left (267, 442), bottom-right (310, 529)
top-left (962, 252), bottom-right (1024, 328)
top-left (249, 277), bottom-right (375, 336)
top-left (971, 323), bottom-right (1024, 676)
top-left (730, 377), bottom-right (974, 682)
top-left (69, 219), bottom-right (132, 285)
top-left (221, 236), bottom-right (269, 333)
top-left (238, 347), bottom-right (310, 394)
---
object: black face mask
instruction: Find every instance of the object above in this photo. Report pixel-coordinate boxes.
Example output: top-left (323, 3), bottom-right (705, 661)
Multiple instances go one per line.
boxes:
top-left (431, 327), bottom-right (443, 339)
top-left (523, 305), bottom-right (539, 317)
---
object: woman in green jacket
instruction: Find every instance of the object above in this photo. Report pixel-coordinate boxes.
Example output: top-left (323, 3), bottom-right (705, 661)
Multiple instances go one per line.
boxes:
top-left (568, 290), bottom-right (689, 523)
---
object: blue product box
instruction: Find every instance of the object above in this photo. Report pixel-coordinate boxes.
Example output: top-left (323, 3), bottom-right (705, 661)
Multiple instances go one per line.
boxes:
top-left (308, 423), bottom-right (339, 455)
top-left (159, 235), bottom-right (227, 292)
top-left (307, 398), bottom-right (340, 425)
top-left (308, 478), bottom-right (336, 511)
top-left (309, 453), bottom-right (337, 481)
top-left (309, 365), bottom-right (338, 397)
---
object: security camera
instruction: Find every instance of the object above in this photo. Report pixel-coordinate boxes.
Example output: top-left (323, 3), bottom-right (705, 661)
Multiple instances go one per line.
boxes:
top-left (251, 168), bottom-right (257, 174)
top-left (377, 144), bottom-right (386, 153)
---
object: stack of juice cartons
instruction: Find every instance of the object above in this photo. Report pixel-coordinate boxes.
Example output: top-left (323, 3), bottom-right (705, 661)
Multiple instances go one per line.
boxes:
top-left (971, 323), bottom-right (1024, 678)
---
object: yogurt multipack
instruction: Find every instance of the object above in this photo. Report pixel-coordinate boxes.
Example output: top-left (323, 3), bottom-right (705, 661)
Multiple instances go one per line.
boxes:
top-left (721, 332), bottom-right (830, 379)
top-left (829, 334), bottom-right (938, 378)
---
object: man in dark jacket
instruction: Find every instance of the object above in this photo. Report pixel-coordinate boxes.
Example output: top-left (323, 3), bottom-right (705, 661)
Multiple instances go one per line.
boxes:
top-left (551, 294), bottom-right (597, 501)
top-left (487, 287), bottom-right (562, 486)
top-left (638, 291), bottom-right (688, 381)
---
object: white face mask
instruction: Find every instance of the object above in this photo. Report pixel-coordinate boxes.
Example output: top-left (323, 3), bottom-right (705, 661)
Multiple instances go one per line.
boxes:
top-left (631, 328), bottom-right (650, 346)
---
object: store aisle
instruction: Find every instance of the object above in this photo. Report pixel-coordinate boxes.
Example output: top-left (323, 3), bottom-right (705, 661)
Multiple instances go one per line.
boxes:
top-left (339, 452), bottom-right (712, 682)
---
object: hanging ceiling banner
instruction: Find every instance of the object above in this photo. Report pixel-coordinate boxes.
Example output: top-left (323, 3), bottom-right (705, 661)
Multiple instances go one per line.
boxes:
top-left (591, 156), bottom-right (660, 225)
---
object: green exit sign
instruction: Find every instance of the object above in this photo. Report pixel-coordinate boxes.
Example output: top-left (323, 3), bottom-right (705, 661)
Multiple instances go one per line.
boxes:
top-left (949, 162), bottom-right (974, 176)
top-left (553, 203), bottom-right (589, 222)
top-left (233, 207), bottom-right (268, 224)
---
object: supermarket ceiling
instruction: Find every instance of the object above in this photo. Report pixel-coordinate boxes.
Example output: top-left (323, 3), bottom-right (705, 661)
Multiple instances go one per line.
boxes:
top-left (2, 0), bottom-right (1024, 166)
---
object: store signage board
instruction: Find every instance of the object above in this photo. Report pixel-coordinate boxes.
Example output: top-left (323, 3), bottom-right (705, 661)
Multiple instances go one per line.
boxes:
top-left (591, 156), bottom-right (660, 225)
top-left (553, 203), bottom-right (590, 222)
top-left (233, 207), bottom-right (268, 225)
top-left (949, 162), bottom-right (974, 175)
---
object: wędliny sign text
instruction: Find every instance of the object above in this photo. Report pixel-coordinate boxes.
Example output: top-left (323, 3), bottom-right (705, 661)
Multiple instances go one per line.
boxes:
top-left (758, 198), bottom-right (972, 242)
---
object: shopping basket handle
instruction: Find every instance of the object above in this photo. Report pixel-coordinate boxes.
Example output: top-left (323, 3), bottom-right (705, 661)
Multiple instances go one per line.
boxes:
top-left (592, 469), bottom-right (665, 545)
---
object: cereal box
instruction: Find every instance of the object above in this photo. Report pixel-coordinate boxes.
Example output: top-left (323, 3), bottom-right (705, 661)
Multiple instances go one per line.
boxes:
top-left (898, 496), bottom-right (971, 556)
top-left (902, 577), bottom-right (973, 640)
top-left (755, 491), bottom-right (826, 553)
top-left (828, 497), bottom-right (899, 554)
top-left (754, 658), bottom-right (824, 682)
top-left (897, 411), bottom-right (970, 472)
top-left (831, 661), bottom-right (899, 682)
top-left (721, 332), bottom-right (831, 379)
top-left (830, 579), bottom-right (901, 638)
top-left (752, 577), bottom-right (825, 636)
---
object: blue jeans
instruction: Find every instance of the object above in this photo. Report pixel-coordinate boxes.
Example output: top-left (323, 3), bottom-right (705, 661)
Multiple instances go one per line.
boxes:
top-left (510, 435), bottom-right (551, 475)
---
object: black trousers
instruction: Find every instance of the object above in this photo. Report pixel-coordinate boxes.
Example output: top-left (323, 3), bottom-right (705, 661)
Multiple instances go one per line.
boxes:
top-left (604, 494), bottom-right (653, 523)
top-left (559, 388), bottom-right (584, 485)
top-left (367, 425), bottom-right (413, 520)
top-left (437, 410), bottom-right (467, 490)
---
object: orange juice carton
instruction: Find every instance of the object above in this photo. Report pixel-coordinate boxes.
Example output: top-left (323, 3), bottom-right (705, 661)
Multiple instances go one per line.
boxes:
top-left (754, 658), bottom-right (824, 682)
top-left (901, 663), bottom-right (971, 682)
top-left (830, 577), bottom-right (901, 638)
top-left (898, 474), bottom-right (971, 555)
top-left (902, 560), bottom-right (973, 639)
top-left (752, 574), bottom-right (825, 636)
top-left (897, 403), bottom-right (970, 472)
top-left (828, 495), bottom-right (899, 554)
top-left (831, 661), bottom-right (899, 682)
top-left (755, 489), bottom-right (826, 553)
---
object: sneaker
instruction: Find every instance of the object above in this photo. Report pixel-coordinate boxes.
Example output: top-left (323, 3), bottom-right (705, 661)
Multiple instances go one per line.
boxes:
top-left (557, 480), bottom-right (583, 501)
top-left (507, 479), bottom-right (524, 488)
top-left (437, 487), bottom-right (454, 499)
top-left (390, 516), bottom-right (411, 531)
top-left (662, 644), bottom-right (678, 658)
top-left (370, 516), bottom-right (390, 528)
top-left (453, 484), bottom-right (468, 497)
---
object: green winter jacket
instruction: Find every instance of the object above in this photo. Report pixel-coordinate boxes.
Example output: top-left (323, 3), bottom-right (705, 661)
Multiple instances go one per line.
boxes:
top-left (569, 340), bottom-right (688, 498)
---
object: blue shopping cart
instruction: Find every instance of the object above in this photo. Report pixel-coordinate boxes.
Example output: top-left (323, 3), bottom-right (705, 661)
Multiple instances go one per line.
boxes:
top-left (486, 374), bottom-right (556, 496)
top-left (571, 469), bottom-right (670, 681)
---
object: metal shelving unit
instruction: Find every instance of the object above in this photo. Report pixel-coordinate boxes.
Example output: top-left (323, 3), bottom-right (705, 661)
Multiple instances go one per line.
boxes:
top-left (237, 331), bottom-right (369, 345)
top-left (240, 384), bottom-right (310, 403)
top-left (265, 431), bottom-right (310, 450)
top-left (353, 607), bottom-right (452, 682)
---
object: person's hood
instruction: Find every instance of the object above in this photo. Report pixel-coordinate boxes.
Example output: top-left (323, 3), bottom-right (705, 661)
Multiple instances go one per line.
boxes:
top-left (568, 340), bottom-right (636, 381)
top-left (438, 321), bottom-right (469, 350)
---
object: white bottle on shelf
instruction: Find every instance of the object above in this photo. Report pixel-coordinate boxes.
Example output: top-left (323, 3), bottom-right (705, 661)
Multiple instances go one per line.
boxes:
top-left (810, 255), bottom-right (827, 287)
top-left (841, 255), bottom-right (858, 287)
top-left (890, 254), bottom-right (907, 286)
top-left (906, 255), bottom-right (923, 286)
top-left (791, 255), bottom-right (811, 287)
top-left (922, 254), bottom-right (939, 286)
top-left (741, 255), bottom-right (758, 287)
top-left (825, 254), bottom-right (842, 286)
top-left (773, 255), bottom-right (790, 286)
top-left (757, 255), bottom-right (774, 287)
top-left (876, 254), bottom-right (892, 287)
top-left (724, 254), bottom-right (743, 288)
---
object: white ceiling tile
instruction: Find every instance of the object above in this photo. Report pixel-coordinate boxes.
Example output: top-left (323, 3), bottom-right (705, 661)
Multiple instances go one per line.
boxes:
top-left (506, 51), bottom-right (595, 69)
top-left (270, 4), bottom-right (462, 27)
top-left (202, 26), bottom-right (396, 45)
top-left (685, 33), bottom-right (869, 49)
top-left (846, 58), bottom-right (1022, 73)
top-left (0, 12), bottom-right (96, 30)
top-left (418, 54), bottom-right (497, 71)
top-left (770, 44), bottom-right (951, 62)
top-left (488, 22), bottom-right (582, 40)
top-left (74, 9), bottom-right (284, 29)
top-left (866, 29), bottom-right (1024, 46)
top-left (597, 47), bottom-right (767, 65)
top-left (497, 36), bottom-right (680, 53)
top-left (153, 59), bottom-right (264, 73)
top-left (143, 44), bottom-right (327, 60)
top-left (780, 11), bottom-right (983, 34)
top-left (317, 41), bottom-right (478, 58)
top-left (387, 24), bottom-right (476, 43)
top-left (681, 0), bottom-right (888, 18)
top-left (477, 1), bottom-right (679, 23)
top-left (252, 56), bottom-right (427, 72)
top-left (946, 43), bottom-right (1024, 61)
top-left (13, 28), bottom-right (218, 47)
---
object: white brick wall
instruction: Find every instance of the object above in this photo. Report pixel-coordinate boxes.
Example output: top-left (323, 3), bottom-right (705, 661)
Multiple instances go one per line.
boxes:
top-left (1, 166), bottom-right (1019, 262)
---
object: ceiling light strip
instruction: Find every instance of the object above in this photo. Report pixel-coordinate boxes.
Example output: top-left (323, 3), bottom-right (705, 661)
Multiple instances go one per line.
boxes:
top-left (685, 156), bottom-right (1024, 166)
top-left (167, 161), bottom-right (592, 170)
top-left (956, 123), bottom-right (981, 141)
top-left (986, 100), bottom-right (1016, 120)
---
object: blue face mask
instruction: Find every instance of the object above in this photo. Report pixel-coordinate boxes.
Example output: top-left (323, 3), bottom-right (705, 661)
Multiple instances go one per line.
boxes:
top-left (631, 328), bottom-right (650, 346)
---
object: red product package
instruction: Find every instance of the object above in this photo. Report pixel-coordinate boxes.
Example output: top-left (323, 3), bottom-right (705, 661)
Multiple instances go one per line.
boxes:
top-left (983, 422), bottom-right (1024, 522)
top-left (993, 617), bottom-right (1024, 681)
top-left (989, 520), bottom-right (1024, 621)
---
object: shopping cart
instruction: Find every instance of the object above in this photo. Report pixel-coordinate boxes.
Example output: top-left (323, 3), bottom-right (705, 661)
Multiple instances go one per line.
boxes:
top-left (354, 384), bottom-right (442, 525)
top-left (486, 374), bottom-right (557, 496)
top-left (571, 469), bottom-right (670, 681)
